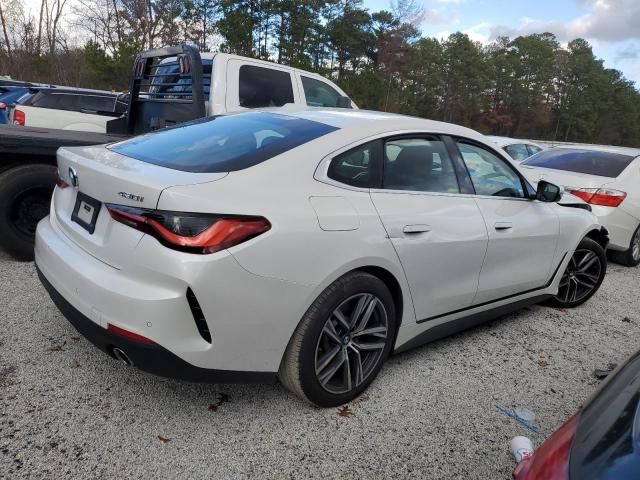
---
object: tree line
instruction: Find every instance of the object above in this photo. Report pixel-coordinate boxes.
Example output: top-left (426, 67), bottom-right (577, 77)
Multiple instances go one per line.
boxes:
top-left (1, 0), bottom-right (639, 146)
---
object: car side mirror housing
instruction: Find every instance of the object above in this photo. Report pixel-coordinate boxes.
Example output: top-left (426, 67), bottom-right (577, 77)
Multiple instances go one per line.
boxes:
top-left (337, 96), bottom-right (353, 109)
top-left (536, 180), bottom-right (563, 202)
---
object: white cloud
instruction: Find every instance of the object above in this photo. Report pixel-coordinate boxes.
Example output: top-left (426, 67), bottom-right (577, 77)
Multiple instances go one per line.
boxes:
top-left (490, 0), bottom-right (640, 43)
top-left (420, 7), bottom-right (460, 26)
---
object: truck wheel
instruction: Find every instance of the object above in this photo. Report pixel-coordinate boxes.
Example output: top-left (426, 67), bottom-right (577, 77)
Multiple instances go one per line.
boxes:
top-left (0, 164), bottom-right (56, 261)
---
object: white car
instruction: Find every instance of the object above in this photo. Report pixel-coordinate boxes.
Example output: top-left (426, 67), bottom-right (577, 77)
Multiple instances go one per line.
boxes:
top-left (11, 88), bottom-right (127, 132)
top-left (521, 146), bottom-right (640, 267)
top-left (35, 109), bottom-right (608, 406)
top-left (488, 136), bottom-right (544, 162)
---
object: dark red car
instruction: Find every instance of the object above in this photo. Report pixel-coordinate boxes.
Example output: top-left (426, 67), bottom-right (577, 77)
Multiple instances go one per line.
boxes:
top-left (514, 349), bottom-right (640, 479)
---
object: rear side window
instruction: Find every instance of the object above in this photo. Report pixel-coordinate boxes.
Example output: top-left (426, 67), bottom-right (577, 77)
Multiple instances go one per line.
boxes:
top-left (504, 143), bottom-right (530, 161)
top-left (522, 148), bottom-right (636, 178)
top-left (527, 144), bottom-right (542, 155)
top-left (302, 76), bottom-right (345, 108)
top-left (328, 142), bottom-right (376, 188)
top-left (383, 138), bottom-right (460, 193)
top-left (79, 95), bottom-right (116, 112)
top-left (109, 112), bottom-right (338, 173)
top-left (239, 65), bottom-right (294, 108)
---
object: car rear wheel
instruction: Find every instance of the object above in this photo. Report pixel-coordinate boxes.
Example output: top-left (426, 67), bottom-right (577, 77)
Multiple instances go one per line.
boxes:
top-left (279, 271), bottom-right (396, 407)
top-left (546, 237), bottom-right (606, 308)
top-left (609, 224), bottom-right (640, 267)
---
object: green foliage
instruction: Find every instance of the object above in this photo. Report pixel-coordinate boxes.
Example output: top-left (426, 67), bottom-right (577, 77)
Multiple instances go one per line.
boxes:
top-left (3, 0), bottom-right (639, 146)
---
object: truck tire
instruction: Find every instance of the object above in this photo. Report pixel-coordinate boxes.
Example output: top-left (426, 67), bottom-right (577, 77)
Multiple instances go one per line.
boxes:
top-left (0, 164), bottom-right (56, 261)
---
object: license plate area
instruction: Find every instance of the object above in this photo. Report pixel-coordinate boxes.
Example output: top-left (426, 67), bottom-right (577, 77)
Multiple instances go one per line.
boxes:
top-left (71, 192), bottom-right (101, 234)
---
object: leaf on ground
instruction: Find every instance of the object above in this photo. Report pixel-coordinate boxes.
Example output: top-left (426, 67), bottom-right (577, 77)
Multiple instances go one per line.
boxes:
top-left (622, 317), bottom-right (631, 323)
top-left (47, 341), bottom-right (66, 352)
top-left (158, 435), bottom-right (171, 444)
top-left (207, 392), bottom-right (230, 412)
top-left (71, 336), bottom-right (81, 341)
top-left (70, 360), bottom-right (81, 369)
top-left (537, 359), bottom-right (551, 368)
top-left (337, 406), bottom-right (354, 417)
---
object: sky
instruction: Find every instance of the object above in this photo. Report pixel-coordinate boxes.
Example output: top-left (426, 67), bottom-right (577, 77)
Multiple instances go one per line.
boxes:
top-left (363, 0), bottom-right (640, 86)
top-left (19, 0), bottom-right (640, 86)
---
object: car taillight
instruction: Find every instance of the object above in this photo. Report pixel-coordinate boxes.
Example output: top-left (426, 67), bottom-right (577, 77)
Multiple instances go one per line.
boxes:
top-left (106, 204), bottom-right (271, 254)
top-left (13, 108), bottom-right (25, 126)
top-left (56, 169), bottom-right (69, 189)
top-left (568, 187), bottom-right (627, 207)
top-left (513, 414), bottom-right (578, 480)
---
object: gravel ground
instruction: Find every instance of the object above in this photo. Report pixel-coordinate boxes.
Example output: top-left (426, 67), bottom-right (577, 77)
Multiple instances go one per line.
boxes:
top-left (1, 248), bottom-right (639, 480)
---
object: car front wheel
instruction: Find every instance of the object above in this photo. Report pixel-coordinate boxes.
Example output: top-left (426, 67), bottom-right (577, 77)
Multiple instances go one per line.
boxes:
top-left (546, 237), bottom-right (607, 308)
top-left (279, 271), bottom-right (396, 407)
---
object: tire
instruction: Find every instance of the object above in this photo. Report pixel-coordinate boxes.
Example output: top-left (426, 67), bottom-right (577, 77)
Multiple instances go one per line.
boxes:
top-left (608, 224), bottom-right (640, 267)
top-left (279, 271), bottom-right (396, 407)
top-left (0, 164), bottom-right (56, 261)
top-left (545, 237), bottom-right (607, 308)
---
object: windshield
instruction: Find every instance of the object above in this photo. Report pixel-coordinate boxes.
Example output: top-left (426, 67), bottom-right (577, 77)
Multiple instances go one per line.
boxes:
top-left (109, 112), bottom-right (338, 173)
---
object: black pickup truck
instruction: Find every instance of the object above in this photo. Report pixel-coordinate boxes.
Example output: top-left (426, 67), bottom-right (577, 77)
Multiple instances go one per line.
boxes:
top-left (0, 45), bottom-right (207, 260)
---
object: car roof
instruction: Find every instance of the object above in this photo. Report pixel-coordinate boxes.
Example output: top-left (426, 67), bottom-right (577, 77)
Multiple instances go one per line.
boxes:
top-left (278, 107), bottom-right (489, 142)
top-left (487, 135), bottom-right (541, 148)
top-left (35, 87), bottom-right (120, 97)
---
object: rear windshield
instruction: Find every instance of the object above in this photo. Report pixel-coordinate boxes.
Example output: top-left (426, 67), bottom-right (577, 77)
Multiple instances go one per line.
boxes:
top-left (522, 148), bottom-right (637, 178)
top-left (109, 112), bottom-right (338, 173)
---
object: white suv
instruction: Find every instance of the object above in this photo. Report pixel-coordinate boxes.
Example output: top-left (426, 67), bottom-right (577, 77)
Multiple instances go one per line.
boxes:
top-left (11, 88), bottom-right (127, 132)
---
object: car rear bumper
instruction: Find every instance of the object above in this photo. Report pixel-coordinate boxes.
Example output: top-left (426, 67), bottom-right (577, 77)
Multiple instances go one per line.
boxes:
top-left (37, 265), bottom-right (276, 384)
top-left (35, 213), bottom-right (315, 375)
top-left (591, 205), bottom-right (639, 251)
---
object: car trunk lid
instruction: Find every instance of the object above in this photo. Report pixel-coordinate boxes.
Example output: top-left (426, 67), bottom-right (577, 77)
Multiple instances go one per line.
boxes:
top-left (54, 144), bottom-right (226, 268)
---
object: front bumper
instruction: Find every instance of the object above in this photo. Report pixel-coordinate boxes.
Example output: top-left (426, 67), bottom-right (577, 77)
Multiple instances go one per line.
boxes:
top-left (37, 265), bottom-right (277, 384)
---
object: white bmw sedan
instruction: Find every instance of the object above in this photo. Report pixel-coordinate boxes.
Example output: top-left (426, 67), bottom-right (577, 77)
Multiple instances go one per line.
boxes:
top-left (521, 146), bottom-right (640, 267)
top-left (36, 109), bottom-right (608, 406)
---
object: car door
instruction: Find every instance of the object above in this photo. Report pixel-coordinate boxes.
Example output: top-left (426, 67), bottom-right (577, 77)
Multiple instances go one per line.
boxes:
top-left (370, 135), bottom-right (489, 321)
top-left (453, 139), bottom-right (560, 304)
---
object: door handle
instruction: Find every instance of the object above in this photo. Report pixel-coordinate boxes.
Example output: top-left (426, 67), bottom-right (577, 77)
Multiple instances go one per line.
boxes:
top-left (403, 224), bottom-right (432, 234)
top-left (494, 222), bottom-right (513, 231)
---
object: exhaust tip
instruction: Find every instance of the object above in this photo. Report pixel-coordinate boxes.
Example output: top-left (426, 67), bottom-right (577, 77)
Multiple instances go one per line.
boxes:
top-left (112, 347), bottom-right (133, 366)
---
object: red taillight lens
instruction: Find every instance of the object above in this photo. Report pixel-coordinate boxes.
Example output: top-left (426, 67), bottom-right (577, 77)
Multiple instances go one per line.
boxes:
top-left (106, 204), bottom-right (271, 254)
top-left (568, 188), bottom-right (627, 207)
top-left (56, 169), bottom-right (69, 189)
top-left (107, 323), bottom-right (156, 345)
top-left (513, 414), bottom-right (578, 480)
top-left (13, 108), bottom-right (25, 126)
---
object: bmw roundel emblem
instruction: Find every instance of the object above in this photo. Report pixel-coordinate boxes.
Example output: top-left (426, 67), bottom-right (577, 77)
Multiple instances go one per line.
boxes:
top-left (69, 167), bottom-right (79, 189)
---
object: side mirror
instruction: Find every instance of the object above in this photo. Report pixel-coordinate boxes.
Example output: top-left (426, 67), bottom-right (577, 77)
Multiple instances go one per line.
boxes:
top-left (336, 96), bottom-right (352, 109)
top-left (536, 180), bottom-right (563, 202)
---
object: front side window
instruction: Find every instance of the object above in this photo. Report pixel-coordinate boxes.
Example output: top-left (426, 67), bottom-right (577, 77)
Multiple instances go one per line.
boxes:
top-left (504, 143), bottom-right (530, 161)
top-left (239, 65), bottom-right (294, 108)
top-left (383, 138), bottom-right (459, 193)
top-left (109, 112), bottom-right (337, 173)
top-left (458, 141), bottom-right (525, 198)
top-left (328, 142), bottom-right (375, 188)
top-left (302, 76), bottom-right (345, 108)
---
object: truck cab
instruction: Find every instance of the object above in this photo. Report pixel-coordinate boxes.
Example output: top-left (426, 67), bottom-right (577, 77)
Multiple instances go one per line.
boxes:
top-left (109, 46), bottom-right (355, 135)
